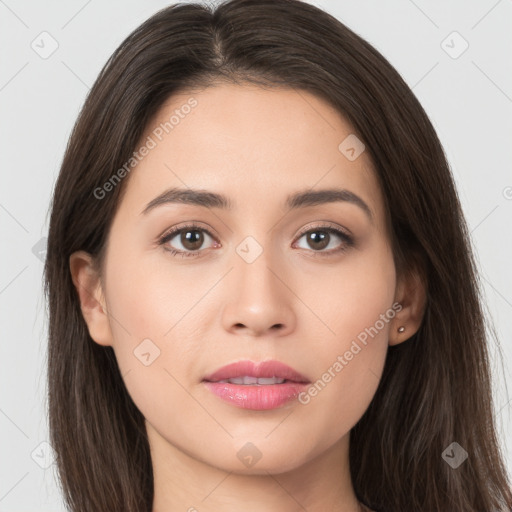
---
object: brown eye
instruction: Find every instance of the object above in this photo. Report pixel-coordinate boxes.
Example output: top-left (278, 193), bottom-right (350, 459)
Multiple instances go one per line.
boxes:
top-left (159, 224), bottom-right (218, 257)
top-left (304, 230), bottom-right (330, 250)
top-left (294, 225), bottom-right (354, 255)
top-left (179, 229), bottom-right (205, 251)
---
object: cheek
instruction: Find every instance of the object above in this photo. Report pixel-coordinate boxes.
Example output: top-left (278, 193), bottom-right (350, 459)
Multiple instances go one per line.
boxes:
top-left (102, 247), bottom-right (207, 383)
top-left (299, 236), bottom-right (396, 346)
top-left (294, 242), bottom-right (395, 435)
top-left (104, 245), bottom-right (209, 340)
top-left (102, 254), bottom-right (210, 437)
top-left (295, 311), bottom-right (389, 455)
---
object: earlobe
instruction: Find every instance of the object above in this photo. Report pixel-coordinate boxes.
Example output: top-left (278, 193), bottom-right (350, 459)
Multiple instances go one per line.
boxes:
top-left (69, 250), bottom-right (113, 347)
top-left (389, 265), bottom-right (427, 346)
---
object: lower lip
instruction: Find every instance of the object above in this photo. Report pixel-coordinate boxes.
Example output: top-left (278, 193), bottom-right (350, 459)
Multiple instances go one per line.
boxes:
top-left (203, 381), bottom-right (309, 410)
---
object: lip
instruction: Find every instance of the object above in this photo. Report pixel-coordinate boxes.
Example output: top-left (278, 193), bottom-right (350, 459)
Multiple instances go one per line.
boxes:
top-left (203, 360), bottom-right (310, 383)
top-left (202, 360), bottom-right (310, 410)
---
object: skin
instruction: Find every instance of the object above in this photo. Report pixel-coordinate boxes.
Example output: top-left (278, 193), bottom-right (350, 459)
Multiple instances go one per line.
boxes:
top-left (70, 83), bottom-right (426, 512)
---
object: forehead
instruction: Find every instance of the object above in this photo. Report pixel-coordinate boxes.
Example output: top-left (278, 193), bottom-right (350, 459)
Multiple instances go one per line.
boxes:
top-left (118, 83), bottom-right (386, 226)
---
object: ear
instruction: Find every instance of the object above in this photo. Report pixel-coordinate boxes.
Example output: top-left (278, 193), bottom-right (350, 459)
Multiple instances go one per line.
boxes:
top-left (389, 262), bottom-right (427, 346)
top-left (69, 250), bottom-right (113, 347)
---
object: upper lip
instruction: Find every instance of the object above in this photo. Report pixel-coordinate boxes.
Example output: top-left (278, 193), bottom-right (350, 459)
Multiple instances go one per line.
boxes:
top-left (203, 360), bottom-right (310, 383)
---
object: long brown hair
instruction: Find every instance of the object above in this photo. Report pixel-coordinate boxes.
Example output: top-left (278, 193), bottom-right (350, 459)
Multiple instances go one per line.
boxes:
top-left (44, 0), bottom-right (512, 510)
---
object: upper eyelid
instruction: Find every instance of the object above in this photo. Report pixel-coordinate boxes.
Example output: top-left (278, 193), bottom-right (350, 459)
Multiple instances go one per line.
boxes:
top-left (295, 221), bottom-right (352, 238)
top-left (160, 222), bottom-right (351, 247)
top-left (161, 221), bottom-right (348, 237)
top-left (159, 222), bottom-right (217, 241)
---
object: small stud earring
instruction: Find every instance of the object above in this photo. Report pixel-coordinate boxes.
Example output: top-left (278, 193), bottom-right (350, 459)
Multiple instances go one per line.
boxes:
top-left (397, 326), bottom-right (405, 333)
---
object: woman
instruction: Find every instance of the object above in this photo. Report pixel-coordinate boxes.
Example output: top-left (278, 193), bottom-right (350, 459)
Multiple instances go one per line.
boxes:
top-left (44, 0), bottom-right (512, 510)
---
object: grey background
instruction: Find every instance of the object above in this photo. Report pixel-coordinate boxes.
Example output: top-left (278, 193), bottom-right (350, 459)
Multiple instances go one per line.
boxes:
top-left (1, 0), bottom-right (511, 509)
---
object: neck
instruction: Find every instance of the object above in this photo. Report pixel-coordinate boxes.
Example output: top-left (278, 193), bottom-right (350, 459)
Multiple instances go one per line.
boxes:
top-left (148, 422), bottom-right (362, 512)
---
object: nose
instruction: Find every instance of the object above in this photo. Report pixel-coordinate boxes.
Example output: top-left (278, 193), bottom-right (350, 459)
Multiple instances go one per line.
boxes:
top-left (220, 243), bottom-right (296, 338)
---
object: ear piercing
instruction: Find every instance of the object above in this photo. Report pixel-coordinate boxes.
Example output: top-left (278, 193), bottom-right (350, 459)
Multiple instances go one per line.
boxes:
top-left (397, 326), bottom-right (405, 333)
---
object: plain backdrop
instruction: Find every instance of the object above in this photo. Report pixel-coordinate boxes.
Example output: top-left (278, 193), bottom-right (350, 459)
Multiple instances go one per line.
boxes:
top-left (1, 0), bottom-right (511, 510)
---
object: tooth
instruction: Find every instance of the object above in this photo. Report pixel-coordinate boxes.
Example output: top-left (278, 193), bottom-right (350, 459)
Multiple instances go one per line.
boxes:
top-left (222, 376), bottom-right (287, 385)
top-left (228, 377), bottom-right (245, 384)
top-left (258, 377), bottom-right (285, 385)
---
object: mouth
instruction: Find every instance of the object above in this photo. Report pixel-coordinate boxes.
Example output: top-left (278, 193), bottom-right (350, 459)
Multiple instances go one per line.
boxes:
top-left (203, 359), bottom-right (310, 384)
top-left (212, 376), bottom-right (291, 385)
top-left (202, 360), bottom-right (310, 410)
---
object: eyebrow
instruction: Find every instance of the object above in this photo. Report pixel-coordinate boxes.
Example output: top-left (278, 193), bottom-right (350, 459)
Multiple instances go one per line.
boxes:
top-left (141, 187), bottom-right (373, 222)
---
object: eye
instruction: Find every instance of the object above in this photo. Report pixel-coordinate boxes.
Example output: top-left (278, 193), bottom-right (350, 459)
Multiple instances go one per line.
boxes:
top-left (158, 223), bottom-right (219, 258)
top-left (158, 222), bottom-right (354, 258)
top-left (293, 223), bottom-right (354, 256)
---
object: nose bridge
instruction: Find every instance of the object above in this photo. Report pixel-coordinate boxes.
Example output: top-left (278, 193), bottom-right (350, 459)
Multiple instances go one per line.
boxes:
top-left (220, 231), bottom-right (296, 335)
top-left (233, 232), bottom-right (286, 302)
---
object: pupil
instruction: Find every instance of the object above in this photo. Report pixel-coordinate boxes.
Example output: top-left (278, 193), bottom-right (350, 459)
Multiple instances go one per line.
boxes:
top-left (178, 230), bottom-right (330, 252)
top-left (309, 231), bottom-right (329, 250)
top-left (183, 230), bottom-right (203, 250)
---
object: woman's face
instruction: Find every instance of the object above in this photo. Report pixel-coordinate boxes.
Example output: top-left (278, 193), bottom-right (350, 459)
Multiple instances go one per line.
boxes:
top-left (78, 83), bottom-right (403, 474)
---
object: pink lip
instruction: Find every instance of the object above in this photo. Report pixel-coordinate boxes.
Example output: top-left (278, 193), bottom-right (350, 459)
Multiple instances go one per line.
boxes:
top-left (203, 360), bottom-right (310, 383)
top-left (202, 360), bottom-right (310, 410)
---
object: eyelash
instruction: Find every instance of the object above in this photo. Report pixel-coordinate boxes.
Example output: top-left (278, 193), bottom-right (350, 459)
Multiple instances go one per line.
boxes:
top-left (157, 222), bottom-right (354, 259)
